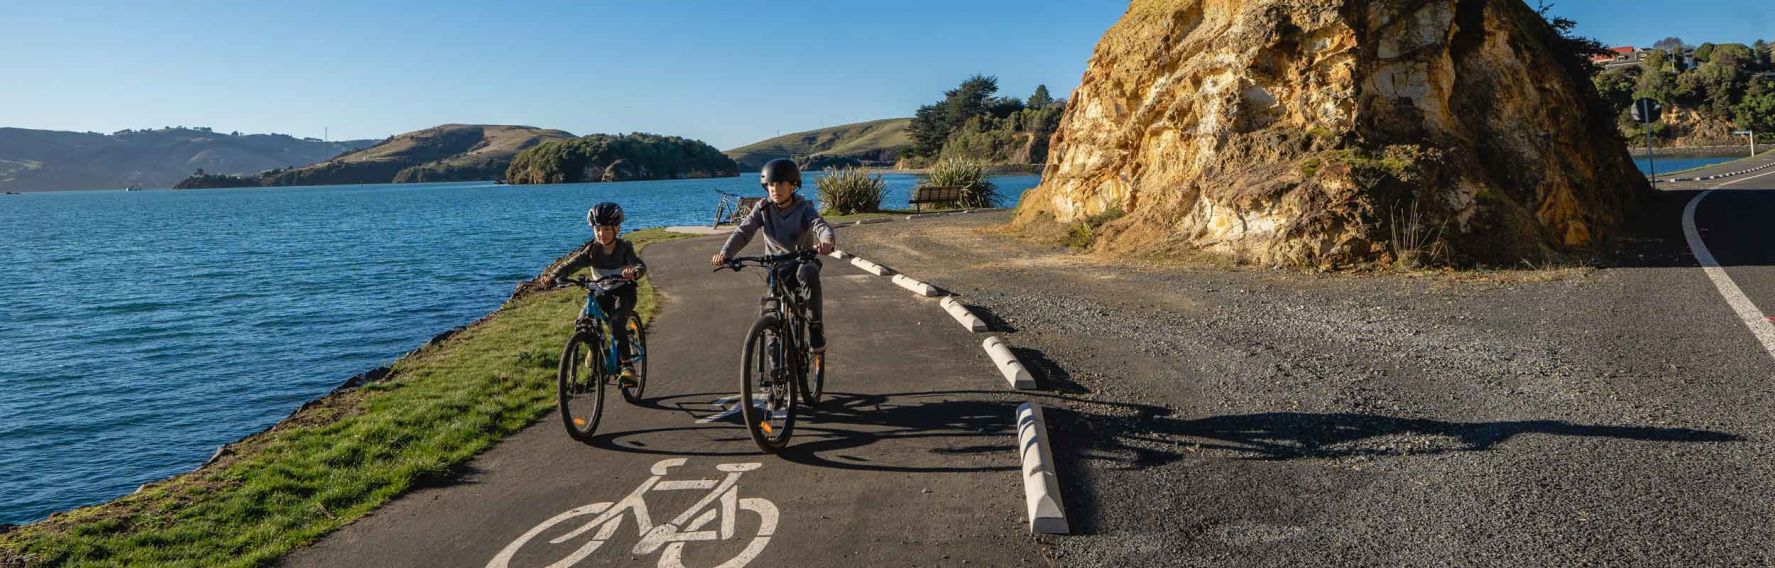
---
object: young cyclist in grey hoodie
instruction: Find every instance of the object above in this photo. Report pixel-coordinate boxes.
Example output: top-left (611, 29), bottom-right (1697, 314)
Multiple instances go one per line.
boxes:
top-left (710, 159), bottom-right (836, 351)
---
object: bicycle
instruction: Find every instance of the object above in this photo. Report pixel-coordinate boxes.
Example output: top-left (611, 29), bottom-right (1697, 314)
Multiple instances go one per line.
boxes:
top-left (555, 275), bottom-right (648, 442)
top-left (715, 250), bottom-right (827, 453)
top-left (487, 458), bottom-right (778, 568)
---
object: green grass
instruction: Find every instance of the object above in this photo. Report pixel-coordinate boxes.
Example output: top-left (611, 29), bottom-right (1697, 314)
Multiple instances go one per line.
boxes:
top-left (0, 229), bottom-right (691, 568)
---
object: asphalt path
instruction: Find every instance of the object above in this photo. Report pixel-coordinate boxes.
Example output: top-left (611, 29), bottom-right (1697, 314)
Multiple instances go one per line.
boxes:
top-left (281, 235), bottom-right (1047, 567)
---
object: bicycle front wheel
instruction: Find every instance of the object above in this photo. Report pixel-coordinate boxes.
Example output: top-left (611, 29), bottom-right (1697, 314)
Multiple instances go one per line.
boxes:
top-left (740, 316), bottom-right (795, 452)
top-left (558, 332), bottom-right (608, 441)
top-left (620, 313), bottom-right (647, 403)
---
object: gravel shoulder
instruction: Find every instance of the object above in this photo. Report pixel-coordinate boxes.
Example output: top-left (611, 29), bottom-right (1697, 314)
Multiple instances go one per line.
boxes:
top-left (837, 207), bottom-right (1775, 567)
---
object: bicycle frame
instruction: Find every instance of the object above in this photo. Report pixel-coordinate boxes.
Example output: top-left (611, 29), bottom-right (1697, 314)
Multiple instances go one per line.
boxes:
top-left (577, 284), bottom-right (640, 373)
top-left (762, 267), bottom-right (812, 377)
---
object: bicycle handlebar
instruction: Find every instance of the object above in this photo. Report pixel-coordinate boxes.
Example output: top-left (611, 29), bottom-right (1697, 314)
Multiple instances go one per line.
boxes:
top-left (557, 274), bottom-right (635, 289)
top-left (713, 250), bottom-right (818, 272)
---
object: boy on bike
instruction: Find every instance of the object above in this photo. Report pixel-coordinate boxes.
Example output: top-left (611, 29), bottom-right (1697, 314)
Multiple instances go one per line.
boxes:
top-left (710, 159), bottom-right (836, 352)
top-left (542, 202), bottom-right (647, 383)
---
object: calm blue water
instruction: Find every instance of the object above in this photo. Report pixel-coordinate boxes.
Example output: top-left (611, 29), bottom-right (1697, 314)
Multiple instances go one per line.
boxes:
top-left (1633, 155), bottom-right (1741, 175)
top-left (0, 173), bottom-right (1039, 524)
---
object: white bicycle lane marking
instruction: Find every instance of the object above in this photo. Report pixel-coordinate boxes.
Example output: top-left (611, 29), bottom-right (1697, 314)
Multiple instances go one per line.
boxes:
top-left (1681, 168), bottom-right (1775, 362)
top-left (487, 458), bottom-right (779, 568)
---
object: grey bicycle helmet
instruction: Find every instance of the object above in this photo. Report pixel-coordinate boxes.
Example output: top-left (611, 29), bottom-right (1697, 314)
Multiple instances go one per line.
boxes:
top-left (587, 202), bottom-right (624, 228)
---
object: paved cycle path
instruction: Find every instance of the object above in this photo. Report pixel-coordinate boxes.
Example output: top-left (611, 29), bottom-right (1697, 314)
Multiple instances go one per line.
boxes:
top-left (281, 235), bottom-right (1046, 567)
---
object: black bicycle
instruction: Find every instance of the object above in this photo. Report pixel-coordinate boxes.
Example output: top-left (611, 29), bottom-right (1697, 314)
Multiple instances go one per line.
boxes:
top-left (555, 275), bottom-right (648, 442)
top-left (716, 250), bottom-right (827, 452)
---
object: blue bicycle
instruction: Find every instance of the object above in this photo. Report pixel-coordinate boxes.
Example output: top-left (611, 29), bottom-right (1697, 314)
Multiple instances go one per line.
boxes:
top-left (556, 275), bottom-right (648, 441)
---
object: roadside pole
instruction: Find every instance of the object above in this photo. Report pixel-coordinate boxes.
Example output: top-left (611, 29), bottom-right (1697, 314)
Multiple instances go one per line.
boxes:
top-left (1635, 98), bottom-right (1662, 189)
top-left (1736, 130), bottom-right (1757, 157)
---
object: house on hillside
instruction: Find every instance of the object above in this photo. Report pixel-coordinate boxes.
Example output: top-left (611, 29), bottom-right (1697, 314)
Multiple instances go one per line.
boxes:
top-left (1591, 46), bottom-right (1640, 69)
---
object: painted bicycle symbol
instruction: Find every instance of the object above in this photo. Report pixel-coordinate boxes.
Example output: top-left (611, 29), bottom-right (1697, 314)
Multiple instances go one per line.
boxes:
top-left (488, 458), bottom-right (778, 568)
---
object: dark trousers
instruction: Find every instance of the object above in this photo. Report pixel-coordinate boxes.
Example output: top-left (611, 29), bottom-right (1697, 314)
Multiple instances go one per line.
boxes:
top-left (596, 281), bottom-right (638, 359)
top-left (775, 258), bottom-right (823, 324)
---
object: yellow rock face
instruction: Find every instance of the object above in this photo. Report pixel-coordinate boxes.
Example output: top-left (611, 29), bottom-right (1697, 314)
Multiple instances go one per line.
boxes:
top-left (1015, 0), bottom-right (1649, 267)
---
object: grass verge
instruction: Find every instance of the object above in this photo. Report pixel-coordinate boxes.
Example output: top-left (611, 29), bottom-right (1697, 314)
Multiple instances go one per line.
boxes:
top-left (0, 228), bottom-right (692, 568)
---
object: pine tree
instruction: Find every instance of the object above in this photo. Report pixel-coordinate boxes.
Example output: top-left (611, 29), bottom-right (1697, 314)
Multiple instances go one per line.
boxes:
top-left (1027, 84), bottom-right (1054, 109)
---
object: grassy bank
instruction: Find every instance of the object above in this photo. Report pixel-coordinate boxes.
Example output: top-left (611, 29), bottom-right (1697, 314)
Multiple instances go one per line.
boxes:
top-left (0, 229), bottom-right (690, 568)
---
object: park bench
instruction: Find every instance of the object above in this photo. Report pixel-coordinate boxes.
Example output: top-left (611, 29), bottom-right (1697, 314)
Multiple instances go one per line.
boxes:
top-left (712, 191), bottom-right (762, 228)
top-left (908, 185), bottom-right (966, 211)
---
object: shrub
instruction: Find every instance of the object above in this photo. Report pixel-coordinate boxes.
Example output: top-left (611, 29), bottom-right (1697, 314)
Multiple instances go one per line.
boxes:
top-left (814, 167), bottom-right (885, 215)
top-left (926, 158), bottom-right (999, 208)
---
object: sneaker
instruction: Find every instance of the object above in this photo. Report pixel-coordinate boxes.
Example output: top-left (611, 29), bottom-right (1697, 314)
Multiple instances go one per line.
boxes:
top-left (808, 323), bottom-right (826, 353)
top-left (618, 365), bottom-right (638, 388)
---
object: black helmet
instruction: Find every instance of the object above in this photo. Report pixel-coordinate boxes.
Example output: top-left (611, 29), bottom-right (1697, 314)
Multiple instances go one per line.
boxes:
top-left (760, 159), bottom-right (801, 189)
top-left (587, 202), bottom-right (624, 228)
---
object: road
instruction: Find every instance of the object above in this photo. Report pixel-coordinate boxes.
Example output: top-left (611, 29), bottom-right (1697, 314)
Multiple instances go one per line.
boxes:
top-left (281, 236), bottom-right (1050, 567)
top-left (832, 151), bottom-right (1775, 566)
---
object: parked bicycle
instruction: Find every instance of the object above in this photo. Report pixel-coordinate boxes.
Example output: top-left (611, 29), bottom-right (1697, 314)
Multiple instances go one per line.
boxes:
top-left (555, 275), bottom-right (648, 441)
top-left (715, 250), bottom-right (827, 452)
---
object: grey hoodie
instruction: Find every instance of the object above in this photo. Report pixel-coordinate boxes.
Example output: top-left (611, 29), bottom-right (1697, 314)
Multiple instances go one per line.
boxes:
top-left (718, 194), bottom-right (836, 258)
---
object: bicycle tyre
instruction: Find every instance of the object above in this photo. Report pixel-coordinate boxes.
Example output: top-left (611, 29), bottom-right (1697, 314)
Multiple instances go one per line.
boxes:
top-left (620, 313), bottom-right (647, 403)
top-left (558, 332), bottom-right (607, 441)
top-left (739, 316), bottom-right (795, 452)
top-left (802, 352), bottom-right (825, 409)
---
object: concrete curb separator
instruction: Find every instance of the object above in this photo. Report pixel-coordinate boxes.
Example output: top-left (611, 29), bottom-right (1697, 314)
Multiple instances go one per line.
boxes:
top-left (1016, 402), bottom-right (1069, 534)
top-left (983, 336), bottom-right (1035, 389)
top-left (850, 257), bottom-right (894, 276)
top-left (828, 250), bottom-right (851, 260)
top-left (891, 274), bottom-right (940, 297)
top-left (939, 296), bottom-right (988, 332)
top-left (853, 218), bottom-right (891, 226)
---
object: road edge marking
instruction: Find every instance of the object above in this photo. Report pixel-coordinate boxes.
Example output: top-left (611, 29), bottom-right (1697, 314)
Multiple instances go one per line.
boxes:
top-left (1016, 403), bottom-right (1069, 534)
top-left (1682, 169), bottom-right (1775, 361)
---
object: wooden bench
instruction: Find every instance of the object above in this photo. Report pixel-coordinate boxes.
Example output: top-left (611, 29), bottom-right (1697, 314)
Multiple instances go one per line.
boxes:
top-left (908, 185), bottom-right (966, 211)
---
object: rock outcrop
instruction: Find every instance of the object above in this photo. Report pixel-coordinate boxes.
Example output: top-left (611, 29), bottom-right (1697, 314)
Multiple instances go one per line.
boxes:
top-left (1014, 0), bottom-right (1650, 267)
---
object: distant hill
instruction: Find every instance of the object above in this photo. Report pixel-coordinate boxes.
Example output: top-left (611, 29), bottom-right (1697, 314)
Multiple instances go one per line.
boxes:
top-left (261, 124), bottom-right (573, 186)
top-left (0, 127), bottom-right (376, 192)
top-left (724, 118), bottom-right (911, 170)
top-left (506, 133), bottom-right (738, 184)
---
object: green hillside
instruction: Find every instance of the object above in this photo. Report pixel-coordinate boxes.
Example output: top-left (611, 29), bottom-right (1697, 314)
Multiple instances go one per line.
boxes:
top-left (724, 118), bottom-right (911, 170)
top-left (0, 127), bottom-right (375, 191)
top-left (260, 124), bottom-right (573, 186)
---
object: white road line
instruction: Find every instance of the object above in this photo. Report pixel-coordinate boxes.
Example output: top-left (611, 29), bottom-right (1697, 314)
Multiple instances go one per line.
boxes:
top-left (1681, 168), bottom-right (1775, 361)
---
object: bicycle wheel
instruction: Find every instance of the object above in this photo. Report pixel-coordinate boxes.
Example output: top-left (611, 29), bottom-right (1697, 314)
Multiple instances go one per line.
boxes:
top-left (620, 313), bottom-right (647, 403)
top-left (558, 332), bottom-right (607, 441)
top-left (802, 351), bottom-right (825, 409)
top-left (739, 316), bottom-right (796, 452)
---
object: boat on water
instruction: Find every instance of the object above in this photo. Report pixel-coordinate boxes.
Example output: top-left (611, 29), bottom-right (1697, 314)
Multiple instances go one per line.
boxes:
top-left (4, 191), bottom-right (21, 195)
top-left (125, 186), bottom-right (143, 191)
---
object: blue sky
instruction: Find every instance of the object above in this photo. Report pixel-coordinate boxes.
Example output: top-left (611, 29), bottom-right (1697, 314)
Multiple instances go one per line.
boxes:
top-left (0, 1), bottom-right (1767, 150)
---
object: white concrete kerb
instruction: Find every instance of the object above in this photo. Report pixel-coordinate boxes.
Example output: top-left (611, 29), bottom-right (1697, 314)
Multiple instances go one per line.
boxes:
top-left (849, 257), bottom-right (893, 276)
top-left (891, 274), bottom-right (939, 297)
top-left (940, 296), bottom-right (988, 332)
top-left (828, 249), bottom-right (851, 260)
top-left (1016, 402), bottom-right (1069, 534)
top-left (983, 336), bottom-right (1035, 389)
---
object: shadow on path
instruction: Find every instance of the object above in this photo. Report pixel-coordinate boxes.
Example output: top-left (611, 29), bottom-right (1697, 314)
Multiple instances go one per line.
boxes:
top-left (586, 390), bottom-right (1023, 474)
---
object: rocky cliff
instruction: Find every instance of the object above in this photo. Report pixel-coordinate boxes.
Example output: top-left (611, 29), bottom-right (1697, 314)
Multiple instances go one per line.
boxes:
top-left (1014, 0), bottom-right (1650, 267)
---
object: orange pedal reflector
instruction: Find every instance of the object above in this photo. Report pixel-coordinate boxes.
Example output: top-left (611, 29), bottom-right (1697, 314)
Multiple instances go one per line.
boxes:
top-left (573, 418), bottom-right (588, 427)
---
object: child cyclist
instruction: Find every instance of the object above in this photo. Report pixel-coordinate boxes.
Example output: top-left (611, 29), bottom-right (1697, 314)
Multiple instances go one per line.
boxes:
top-left (542, 202), bottom-right (647, 384)
top-left (710, 159), bottom-right (836, 352)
